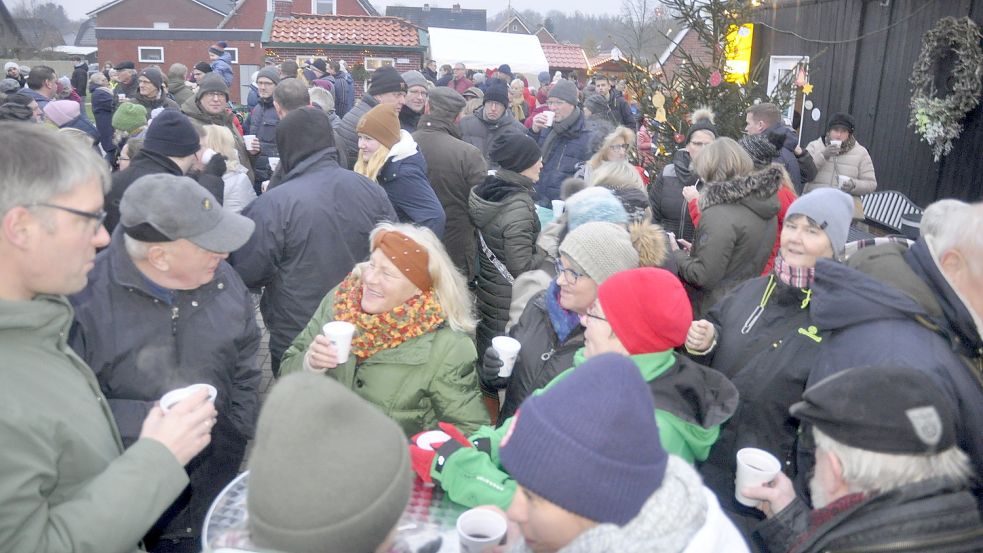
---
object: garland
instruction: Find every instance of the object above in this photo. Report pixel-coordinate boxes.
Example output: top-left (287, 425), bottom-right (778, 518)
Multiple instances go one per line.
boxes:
top-left (908, 16), bottom-right (983, 161)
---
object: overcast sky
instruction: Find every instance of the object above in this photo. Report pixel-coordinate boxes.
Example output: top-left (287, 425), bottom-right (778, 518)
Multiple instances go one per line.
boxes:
top-left (60, 0), bottom-right (620, 20)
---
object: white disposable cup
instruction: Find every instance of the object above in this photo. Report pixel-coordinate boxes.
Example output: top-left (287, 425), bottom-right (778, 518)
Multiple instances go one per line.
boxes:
top-left (457, 508), bottom-right (507, 553)
top-left (542, 110), bottom-right (555, 127)
top-left (837, 175), bottom-right (850, 189)
top-left (551, 199), bottom-right (565, 216)
top-left (735, 448), bottom-right (781, 507)
top-left (492, 336), bottom-right (521, 378)
top-left (268, 156), bottom-right (280, 172)
top-left (243, 134), bottom-right (258, 150)
top-left (829, 139), bottom-right (842, 147)
top-left (117, 93), bottom-right (125, 101)
top-left (160, 383), bottom-right (218, 413)
top-left (322, 321), bottom-right (356, 364)
top-left (415, 430), bottom-right (451, 451)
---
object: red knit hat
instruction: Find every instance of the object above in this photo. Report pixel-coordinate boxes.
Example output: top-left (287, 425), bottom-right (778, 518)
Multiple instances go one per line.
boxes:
top-left (597, 268), bottom-right (692, 355)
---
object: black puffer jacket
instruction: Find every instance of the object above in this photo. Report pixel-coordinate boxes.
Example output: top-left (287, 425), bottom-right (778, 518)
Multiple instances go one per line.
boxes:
top-left (499, 290), bottom-right (584, 420)
top-left (459, 105), bottom-right (528, 165)
top-left (468, 169), bottom-right (546, 357)
top-left (650, 148), bottom-right (699, 240)
top-left (673, 165), bottom-right (781, 316)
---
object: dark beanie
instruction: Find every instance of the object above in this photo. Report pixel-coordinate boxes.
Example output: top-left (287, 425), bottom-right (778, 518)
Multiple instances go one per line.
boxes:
top-left (114, 61), bottom-right (135, 71)
top-left (500, 353), bottom-right (668, 526)
top-left (826, 112), bottom-right (855, 134)
top-left (484, 81), bottom-right (509, 107)
top-left (256, 66), bottom-right (280, 85)
top-left (311, 58), bottom-right (328, 73)
top-left (739, 133), bottom-right (778, 169)
top-left (489, 131), bottom-right (541, 173)
top-left (247, 373), bottom-right (411, 553)
top-left (598, 268), bottom-right (692, 354)
top-left (139, 67), bottom-right (164, 91)
top-left (143, 109), bottom-right (200, 157)
top-left (194, 61), bottom-right (213, 74)
top-left (208, 42), bottom-right (225, 56)
top-left (497, 63), bottom-right (512, 78)
top-left (196, 73), bottom-right (229, 101)
top-left (583, 94), bottom-right (608, 115)
top-left (686, 108), bottom-right (717, 143)
top-left (367, 66), bottom-right (406, 96)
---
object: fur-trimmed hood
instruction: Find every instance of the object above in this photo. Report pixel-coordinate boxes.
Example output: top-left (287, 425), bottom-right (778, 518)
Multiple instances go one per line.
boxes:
top-left (629, 220), bottom-right (668, 268)
top-left (699, 165), bottom-right (783, 220)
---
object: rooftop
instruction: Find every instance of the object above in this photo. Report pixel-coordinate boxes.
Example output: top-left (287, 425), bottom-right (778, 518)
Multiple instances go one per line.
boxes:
top-left (267, 14), bottom-right (423, 48)
top-left (541, 42), bottom-right (588, 70)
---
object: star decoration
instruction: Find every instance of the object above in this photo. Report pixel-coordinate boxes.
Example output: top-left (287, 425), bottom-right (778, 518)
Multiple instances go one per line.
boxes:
top-left (802, 83), bottom-right (814, 94)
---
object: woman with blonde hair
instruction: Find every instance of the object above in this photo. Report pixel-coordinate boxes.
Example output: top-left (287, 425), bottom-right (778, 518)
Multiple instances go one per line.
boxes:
top-left (508, 78), bottom-right (529, 121)
top-left (577, 126), bottom-right (648, 185)
top-left (355, 103), bottom-right (446, 237)
top-left (280, 222), bottom-right (489, 435)
top-left (201, 124), bottom-right (256, 213)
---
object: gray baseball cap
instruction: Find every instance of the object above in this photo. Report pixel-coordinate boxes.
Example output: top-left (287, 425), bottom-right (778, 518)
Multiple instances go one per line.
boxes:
top-left (120, 174), bottom-right (255, 253)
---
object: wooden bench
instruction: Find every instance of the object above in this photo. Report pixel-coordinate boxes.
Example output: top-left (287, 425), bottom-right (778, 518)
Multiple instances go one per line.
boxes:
top-left (860, 191), bottom-right (923, 234)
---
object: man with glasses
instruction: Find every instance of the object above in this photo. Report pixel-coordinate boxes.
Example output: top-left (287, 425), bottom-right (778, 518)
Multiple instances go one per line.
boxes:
top-left (181, 73), bottom-right (254, 184)
top-left (245, 66), bottom-right (281, 192)
top-left (529, 79), bottom-right (596, 206)
top-left (449, 62), bottom-right (472, 94)
top-left (459, 80), bottom-right (527, 164)
top-left (70, 175), bottom-right (261, 553)
top-left (399, 69), bottom-right (429, 132)
top-left (0, 123), bottom-right (218, 552)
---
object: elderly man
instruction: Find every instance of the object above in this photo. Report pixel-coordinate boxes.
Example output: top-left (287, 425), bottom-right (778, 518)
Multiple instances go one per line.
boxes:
top-left (806, 199), bottom-right (983, 507)
top-left (0, 123), bottom-right (216, 553)
top-left (245, 66), bottom-right (281, 191)
top-left (399, 69), bottom-right (429, 132)
top-left (19, 64), bottom-right (55, 111)
top-left (181, 73), bottom-right (254, 183)
top-left (529, 79), bottom-right (595, 206)
top-left (745, 365), bottom-right (983, 552)
top-left (337, 66), bottom-right (406, 169)
top-left (459, 80), bottom-right (527, 164)
top-left (70, 175), bottom-right (260, 553)
top-left (116, 67), bottom-right (140, 99)
top-left (449, 62), bottom-right (473, 94)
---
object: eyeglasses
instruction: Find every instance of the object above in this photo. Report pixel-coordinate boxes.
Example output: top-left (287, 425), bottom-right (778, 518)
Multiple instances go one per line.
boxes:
top-left (29, 202), bottom-right (107, 233)
top-left (407, 89), bottom-right (428, 98)
top-left (555, 259), bottom-right (585, 285)
top-left (583, 310), bottom-right (608, 323)
top-left (546, 100), bottom-right (567, 108)
top-left (203, 91), bottom-right (226, 100)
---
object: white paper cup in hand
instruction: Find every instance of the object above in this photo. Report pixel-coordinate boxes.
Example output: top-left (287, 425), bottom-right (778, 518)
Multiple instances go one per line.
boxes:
top-left (160, 383), bottom-right (218, 413)
top-left (243, 134), bottom-right (258, 150)
top-left (551, 199), bottom-right (565, 216)
top-left (837, 175), bottom-right (850, 189)
top-left (268, 156), bottom-right (280, 172)
top-left (735, 447), bottom-right (781, 507)
top-left (542, 110), bottom-right (555, 127)
top-left (322, 321), bottom-right (356, 364)
top-left (830, 139), bottom-right (842, 147)
top-left (457, 508), bottom-right (507, 553)
top-left (492, 336), bottom-right (521, 378)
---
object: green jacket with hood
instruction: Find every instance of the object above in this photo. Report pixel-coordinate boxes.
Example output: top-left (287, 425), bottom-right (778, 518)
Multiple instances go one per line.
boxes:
top-left (430, 349), bottom-right (738, 509)
top-left (0, 295), bottom-right (189, 553)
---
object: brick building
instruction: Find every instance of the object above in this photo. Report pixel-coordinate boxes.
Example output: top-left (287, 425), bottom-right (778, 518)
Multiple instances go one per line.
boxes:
top-left (650, 27), bottom-right (715, 82)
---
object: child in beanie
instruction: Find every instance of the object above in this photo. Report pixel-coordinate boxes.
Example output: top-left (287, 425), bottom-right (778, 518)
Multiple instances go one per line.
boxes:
top-left (208, 40), bottom-right (234, 87)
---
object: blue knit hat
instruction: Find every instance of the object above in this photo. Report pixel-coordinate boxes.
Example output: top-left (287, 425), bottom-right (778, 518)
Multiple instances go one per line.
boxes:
top-left (499, 353), bottom-right (668, 526)
top-left (786, 187), bottom-right (854, 255)
top-left (565, 187), bottom-right (628, 231)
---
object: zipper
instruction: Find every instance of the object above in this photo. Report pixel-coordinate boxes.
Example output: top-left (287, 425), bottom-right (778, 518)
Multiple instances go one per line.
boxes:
top-left (825, 524), bottom-right (983, 552)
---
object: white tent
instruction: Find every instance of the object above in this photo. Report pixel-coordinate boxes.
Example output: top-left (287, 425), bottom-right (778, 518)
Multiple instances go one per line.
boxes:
top-left (428, 27), bottom-right (549, 80)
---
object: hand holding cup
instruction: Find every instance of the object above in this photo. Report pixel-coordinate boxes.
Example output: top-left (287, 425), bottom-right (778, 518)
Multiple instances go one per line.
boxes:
top-left (140, 387), bottom-right (217, 465)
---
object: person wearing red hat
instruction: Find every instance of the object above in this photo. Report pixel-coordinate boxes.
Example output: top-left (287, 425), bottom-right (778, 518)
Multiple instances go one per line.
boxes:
top-left (413, 267), bottom-right (738, 511)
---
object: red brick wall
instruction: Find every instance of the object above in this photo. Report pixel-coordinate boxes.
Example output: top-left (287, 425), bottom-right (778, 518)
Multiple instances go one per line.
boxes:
top-left (267, 47), bottom-right (423, 96)
top-left (659, 30), bottom-right (716, 81)
top-left (224, 0), bottom-right (269, 28)
top-left (95, 0), bottom-right (223, 28)
top-left (274, 0), bottom-right (372, 16)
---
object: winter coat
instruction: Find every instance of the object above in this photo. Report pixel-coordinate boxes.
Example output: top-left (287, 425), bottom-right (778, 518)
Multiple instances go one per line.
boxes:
top-left (69, 236), bottom-right (262, 542)
top-left (431, 349), bottom-right (739, 509)
top-left (18, 86), bottom-right (50, 110)
top-left (229, 150), bottom-right (397, 362)
top-left (0, 294), bottom-right (188, 553)
top-left (279, 285), bottom-right (489, 437)
top-left (90, 85), bottom-right (117, 156)
top-left (694, 276), bottom-right (822, 522)
top-left (673, 165), bottom-right (781, 316)
top-left (413, 115), bottom-right (487, 276)
top-left (651, 149), bottom-right (699, 240)
top-left (522, 458), bottom-right (748, 553)
top-left (210, 54), bottom-right (234, 88)
top-left (606, 93), bottom-right (636, 130)
top-left (222, 166), bottom-right (256, 214)
top-left (332, 70), bottom-right (355, 117)
top-left (399, 104), bottom-right (422, 132)
top-left (805, 135), bottom-right (877, 219)
top-left (182, 95), bottom-right (255, 183)
top-left (62, 114), bottom-right (101, 144)
top-left (768, 124), bottom-right (803, 192)
top-left (132, 92), bottom-right (179, 113)
top-left (530, 109), bottom-right (594, 205)
top-left (374, 130), bottom-right (446, 237)
top-left (168, 78), bottom-right (194, 108)
top-left (756, 477), bottom-right (983, 553)
top-left (337, 95), bottom-right (379, 169)
top-left (808, 239), bottom-right (983, 505)
top-left (468, 170), bottom-right (546, 356)
top-left (246, 96), bottom-right (280, 184)
top-left (459, 106), bottom-right (528, 164)
top-left (71, 62), bottom-right (88, 97)
top-left (499, 290), bottom-right (585, 420)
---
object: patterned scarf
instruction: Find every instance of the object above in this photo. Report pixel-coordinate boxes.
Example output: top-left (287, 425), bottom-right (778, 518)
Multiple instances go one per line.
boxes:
top-left (332, 274), bottom-right (445, 361)
top-left (773, 251), bottom-right (816, 289)
top-left (545, 280), bottom-right (582, 342)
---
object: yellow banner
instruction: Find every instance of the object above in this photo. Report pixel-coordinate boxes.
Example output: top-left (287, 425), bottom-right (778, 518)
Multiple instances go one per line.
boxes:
top-left (724, 24), bottom-right (754, 84)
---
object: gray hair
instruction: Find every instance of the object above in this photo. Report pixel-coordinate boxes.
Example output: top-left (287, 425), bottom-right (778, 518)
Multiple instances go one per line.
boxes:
top-left (167, 63), bottom-right (188, 80)
top-left (591, 160), bottom-right (644, 190)
top-left (0, 123), bottom-right (110, 216)
top-left (123, 234), bottom-right (151, 260)
top-left (89, 72), bottom-right (108, 87)
top-left (814, 427), bottom-right (974, 495)
top-left (273, 78), bottom-right (310, 112)
top-left (308, 86), bottom-right (335, 113)
top-left (924, 200), bottom-right (983, 273)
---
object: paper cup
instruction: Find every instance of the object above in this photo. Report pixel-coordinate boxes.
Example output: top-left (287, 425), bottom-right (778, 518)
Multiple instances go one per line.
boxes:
top-left (322, 321), bottom-right (356, 364)
top-left (243, 134), bottom-right (258, 150)
top-left (837, 175), bottom-right (850, 189)
top-left (117, 93), bottom-right (125, 101)
top-left (268, 156), bottom-right (280, 172)
top-left (457, 508), bottom-right (507, 553)
top-left (735, 448), bottom-right (781, 507)
top-left (415, 430), bottom-right (451, 451)
top-left (492, 336), bottom-right (521, 378)
top-left (160, 383), bottom-right (218, 413)
top-left (829, 139), bottom-right (842, 147)
top-left (551, 199), bottom-right (565, 216)
top-left (542, 110), bottom-right (555, 127)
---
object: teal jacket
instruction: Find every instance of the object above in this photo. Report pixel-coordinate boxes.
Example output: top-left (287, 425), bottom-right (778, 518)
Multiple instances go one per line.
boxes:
top-left (431, 350), bottom-right (738, 509)
top-left (280, 286), bottom-right (489, 437)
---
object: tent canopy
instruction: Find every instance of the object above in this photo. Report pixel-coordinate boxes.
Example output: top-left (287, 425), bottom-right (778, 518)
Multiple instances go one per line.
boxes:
top-left (428, 27), bottom-right (549, 78)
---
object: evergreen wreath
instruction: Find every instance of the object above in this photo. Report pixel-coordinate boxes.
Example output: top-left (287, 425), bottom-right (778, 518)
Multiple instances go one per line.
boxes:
top-left (909, 16), bottom-right (983, 161)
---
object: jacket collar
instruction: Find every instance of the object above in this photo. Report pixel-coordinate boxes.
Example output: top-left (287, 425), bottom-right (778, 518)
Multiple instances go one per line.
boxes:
top-left (699, 164), bottom-right (783, 212)
top-left (129, 149), bottom-right (185, 175)
top-left (416, 115), bottom-right (461, 138)
top-left (281, 148), bottom-right (340, 182)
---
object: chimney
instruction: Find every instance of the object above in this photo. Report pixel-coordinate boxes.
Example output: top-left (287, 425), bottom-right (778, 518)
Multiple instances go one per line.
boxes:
top-left (274, 0), bottom-right (292, 18)
top-left (452, 3), bottom-right (461, 12)
top-left (423, 3), bottom-right (430, 11)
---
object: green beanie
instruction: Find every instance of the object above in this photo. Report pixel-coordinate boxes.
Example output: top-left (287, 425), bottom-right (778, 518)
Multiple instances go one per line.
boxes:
top-left (112, 102), bottom-right (148, 133)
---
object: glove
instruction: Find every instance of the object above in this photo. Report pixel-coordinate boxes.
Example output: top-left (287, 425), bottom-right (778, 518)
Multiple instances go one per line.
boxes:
top-left (479, 347), bottom-right (510, 390)
top-left (202, 152), bottom-right (227, 178)
top-left (838, 178), bottom-right (856, 193)
top-left (408, 422), bottom-right (471, 484)
top-left (822, 143), bottom-right (841, 160)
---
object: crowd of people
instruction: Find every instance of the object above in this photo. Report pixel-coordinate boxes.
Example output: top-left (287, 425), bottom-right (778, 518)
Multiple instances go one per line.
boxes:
top-left (1, 49), bottom-right (982, 553)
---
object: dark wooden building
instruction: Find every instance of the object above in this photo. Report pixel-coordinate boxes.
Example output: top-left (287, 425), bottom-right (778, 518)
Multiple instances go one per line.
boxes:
top-left (752, 0), bottom-right (983, 205)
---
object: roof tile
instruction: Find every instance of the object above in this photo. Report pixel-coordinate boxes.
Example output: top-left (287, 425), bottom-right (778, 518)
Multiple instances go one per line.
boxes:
top-left (541, 42), bottom-right (589, 70)
top-left (269, 14), bottom-right (421, 47)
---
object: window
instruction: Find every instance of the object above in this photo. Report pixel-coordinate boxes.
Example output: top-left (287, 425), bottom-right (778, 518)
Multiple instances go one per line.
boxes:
top-left (314, 0), bottom-right (335, 14)
top-left (364, 57), bottom-right (394, 71)
top-left (138, 46), bottom-right (164, 63)
top-left (225, 47), bottom-right (239, 64)
top-left (152, 22), bottom-right (169, 29)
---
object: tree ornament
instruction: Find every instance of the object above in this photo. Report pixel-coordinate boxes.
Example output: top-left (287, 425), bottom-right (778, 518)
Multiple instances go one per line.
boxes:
top-left (674, 132), bottom-right (686, 144)
top-left (709, 70), bottom-right (723, 87)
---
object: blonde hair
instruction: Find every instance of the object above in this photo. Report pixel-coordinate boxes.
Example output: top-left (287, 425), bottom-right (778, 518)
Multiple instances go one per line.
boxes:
top-left (693, 137), bottom-right (754, 182)
top-left (591, 160), bottom-right (644, 190)
top-left (353, 142), bottom-right (391, 181)
top-left (200, 124), bottom-right (239, 172)
top-left (353, 222), bottom-right (477, 333)
top-left (590, 126), bottom-right (636, 170)
top-left (773, 164), bottom-right (798, 198)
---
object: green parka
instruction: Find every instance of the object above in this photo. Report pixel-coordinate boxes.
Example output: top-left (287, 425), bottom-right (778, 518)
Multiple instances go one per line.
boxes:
top-left (279, 285), bottom-right (489, 437)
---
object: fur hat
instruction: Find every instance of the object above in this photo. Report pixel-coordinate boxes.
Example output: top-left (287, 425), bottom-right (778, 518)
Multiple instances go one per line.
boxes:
top-left (356, 103), bottom-right (401, 149)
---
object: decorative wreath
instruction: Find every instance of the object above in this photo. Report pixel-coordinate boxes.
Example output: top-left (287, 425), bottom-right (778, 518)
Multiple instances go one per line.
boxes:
top-left (909, 16), bottom-right (983, 161)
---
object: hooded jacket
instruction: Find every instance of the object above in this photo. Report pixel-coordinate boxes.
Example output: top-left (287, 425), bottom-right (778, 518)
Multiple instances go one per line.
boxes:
top-left (651, 148), bottom-right (699, 240)
top-left (674, 165), bottom-right (781, 316)
top-left (807, 239), bottom-right (983, 505)
top-left (168, 77), bottom-right (194, 107)
top-left (768, 124), bottom-right (803, 191)
top-left (210, 53), bottom-right (234, 88)
top-left (0, 294), bottom-right (188, 552)
top-left (413, 114), bottom-right (487, 276)
top-left (431, 349), bottom-right (738, 509)
top-left (375, 130), bottom-right (446, 237)
top-left (71, 61), bottom-right (88, 97)
top-left (459, 105), bottom-right (528, 164)
top-left (337, 95), bottom-right (379, 169)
